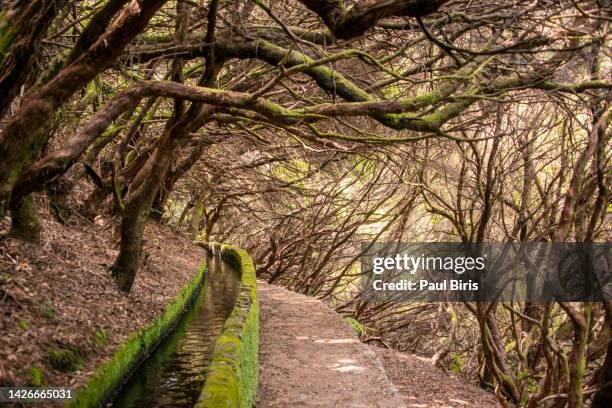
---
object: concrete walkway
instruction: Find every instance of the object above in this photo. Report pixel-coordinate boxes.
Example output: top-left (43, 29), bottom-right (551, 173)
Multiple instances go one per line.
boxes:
top-left (256, 281), bottom-right (406, 408)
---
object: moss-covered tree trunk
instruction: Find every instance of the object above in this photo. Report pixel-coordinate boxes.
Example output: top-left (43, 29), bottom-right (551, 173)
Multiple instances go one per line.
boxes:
top-left (9, 193), bottom-right (41, 243)
top-left (112, 196), bottom-right (151, 292)
top-left (112, 0), bottom-right (195, 292)
top-left (111, 131), bottom-right (176, 291)
top-left (562, 303), bottom-right (591, 408)
top-left (190, 196), bottom-right (204, 240)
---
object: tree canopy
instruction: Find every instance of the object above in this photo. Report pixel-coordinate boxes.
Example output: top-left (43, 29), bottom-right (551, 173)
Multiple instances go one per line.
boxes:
top-left (0, 1), bottom-right (610, 406)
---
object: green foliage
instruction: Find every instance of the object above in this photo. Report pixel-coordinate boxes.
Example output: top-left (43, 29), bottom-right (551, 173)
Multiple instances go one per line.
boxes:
top-left (92, 329), bottom-right (109, 348)
top-left (41, 302), bottom-right (55, 319)
top-left (67, 261), bottom-right (207, 408)
top-left (526, 376), bottom-right (539, 394)
top-left (450, 353), bottom-right (463, 374)
top-left (195, 244), bottom-right (259, 408)
top-left (381, 82), bottom-right (403, 99)
top-left (271, 159), bottom-right (309, 187)
top-left (18, 319), bottom-right (28, 330)
top-left (25, 366), bottom-right (45, 387)
top-left (344, 317), bottom-right (364, 335)
top-left (352, 157), bottom-right (375, 178)
top-left (47, 346), bottom-right (84, 372)
top-left (518, 370), bottom-right (529, 382)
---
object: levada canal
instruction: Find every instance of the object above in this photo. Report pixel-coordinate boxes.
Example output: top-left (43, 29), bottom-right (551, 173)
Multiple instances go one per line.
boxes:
top-left (110, 254), bottom-right (240, 407)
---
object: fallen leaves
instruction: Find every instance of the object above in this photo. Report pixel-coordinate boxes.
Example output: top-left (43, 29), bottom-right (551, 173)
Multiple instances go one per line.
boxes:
top-left (0, 211), bottom-right (203, 396)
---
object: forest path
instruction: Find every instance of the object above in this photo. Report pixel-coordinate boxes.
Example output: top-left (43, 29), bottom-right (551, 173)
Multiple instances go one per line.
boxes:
top-left (256, 280), bottom-right (501, 408)
top-left (256, 281), bottom-right (406, 407)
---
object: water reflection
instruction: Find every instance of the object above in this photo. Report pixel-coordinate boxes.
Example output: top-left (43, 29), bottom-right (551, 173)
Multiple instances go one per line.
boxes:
top-left (110, 255), bottom-right (240, 407)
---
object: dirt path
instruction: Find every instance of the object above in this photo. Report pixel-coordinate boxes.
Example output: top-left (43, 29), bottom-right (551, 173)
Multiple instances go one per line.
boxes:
top-left (257, 281), bottom-right (500, 408)
top-left (256, 281), bottom-right (406, 408)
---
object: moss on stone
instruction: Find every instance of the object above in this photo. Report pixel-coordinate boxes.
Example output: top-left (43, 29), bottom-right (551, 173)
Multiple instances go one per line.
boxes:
top-left (194, 243), bottom-right (259, 408)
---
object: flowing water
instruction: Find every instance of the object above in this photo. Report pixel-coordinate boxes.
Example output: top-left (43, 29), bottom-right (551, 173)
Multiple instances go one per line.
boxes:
top-left (109, 255), bottom-right (240, 407)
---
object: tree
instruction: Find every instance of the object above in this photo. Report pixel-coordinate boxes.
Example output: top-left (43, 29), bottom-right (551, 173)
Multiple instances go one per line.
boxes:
top-left (0, 2), bottom-right (609, 404)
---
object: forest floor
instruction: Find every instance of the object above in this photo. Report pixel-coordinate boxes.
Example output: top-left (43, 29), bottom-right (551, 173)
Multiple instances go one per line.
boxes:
top-left (374, 347), bottom-right (501, 407)
top-left (0, 211), bottom-right (203, 395)
top-left (257, 281), bottom-right (501, 408)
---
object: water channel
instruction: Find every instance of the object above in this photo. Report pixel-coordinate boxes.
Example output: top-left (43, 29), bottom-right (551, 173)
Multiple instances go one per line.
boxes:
top-left (109, 254), bottom-right (240, 407)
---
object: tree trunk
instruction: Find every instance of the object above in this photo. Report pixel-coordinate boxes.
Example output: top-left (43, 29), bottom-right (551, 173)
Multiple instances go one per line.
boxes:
top-left (110, 128), bottom-right (176, 291)
top-left (561, 303), bottom-right (591, 408)
top-left (190, 196), bottom-right (204, 240)
top-left (111, 197), bottom-right (150, 292)
top-left (9, 193), bottom-right (41, 243)
top-left (593, 338), bottom-right (612, 407)
top-left (112, 0), bottom-right (219, 291)
top-left (151, 142), bottom-right (207, 219)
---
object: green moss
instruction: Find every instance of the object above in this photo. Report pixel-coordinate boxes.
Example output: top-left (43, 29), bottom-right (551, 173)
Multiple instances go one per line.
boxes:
top-left (194, 243), bottom-right (259, 408)
top-left (42, 302), bottom-right (55, 319)
top-left (47, 346), bottom-right (84, 373)
top-left (92, 329), bottom-right (109, 348)
top-left (11, 193), bottom-right (42, 243)
top-left (450, 353), bottom-right (463, 374)
top-left (68, 245), bottom-right (259, 408)
top-left (124, 149), bottom-right (136, 165)
top-left (344, 317), bottom-right (364, 335)
top-left (66, 260), bottom-right (207, 408)
top-left (25, 366), bottom-right (45, 387)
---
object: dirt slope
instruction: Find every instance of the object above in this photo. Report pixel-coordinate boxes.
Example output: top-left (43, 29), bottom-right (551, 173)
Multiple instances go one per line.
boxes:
top-left (0, 213), bottom-right (203, 394)
top-left (374, 346), bottom-right (501, 407)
